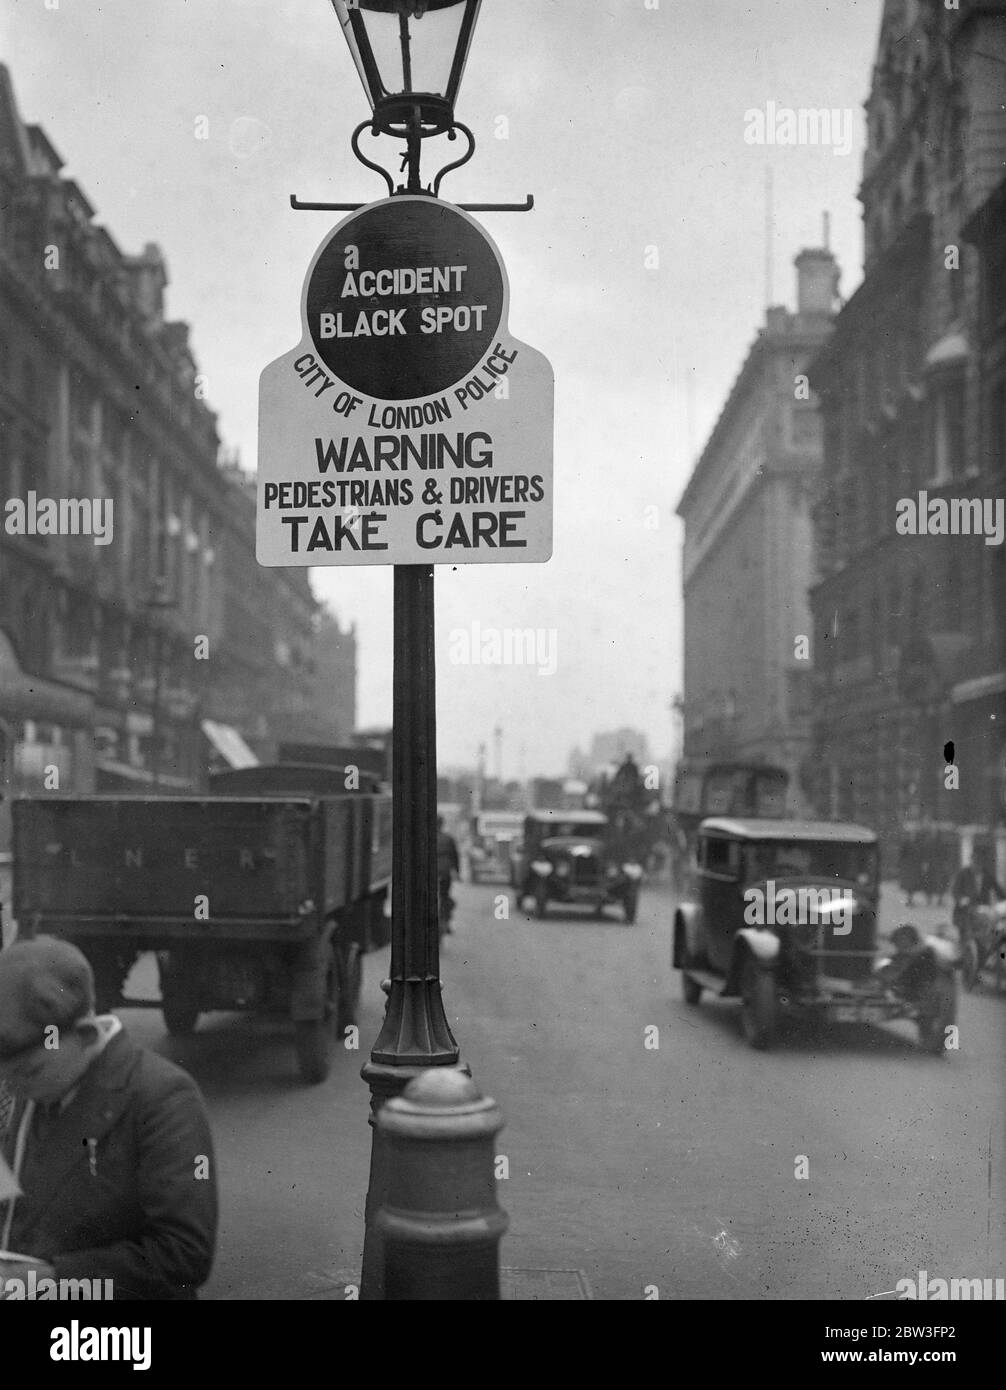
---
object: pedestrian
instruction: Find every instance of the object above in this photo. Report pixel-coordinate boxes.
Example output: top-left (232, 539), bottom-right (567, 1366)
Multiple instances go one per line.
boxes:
top-left (437, 815), bottom-right (460, 934)
top-left (0, 936), bottom-right (217, 1300)
top-left (951, 843), bottom-right (1003, 943)
top-left (899, 827), bottom-right (921, 907)
top-left (609, 753), bottom-right (644, 811)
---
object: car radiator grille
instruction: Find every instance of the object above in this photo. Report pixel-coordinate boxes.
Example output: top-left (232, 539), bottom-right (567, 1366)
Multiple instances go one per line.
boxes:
top-left (568, 856), bottom-right (600, 886)
top-left (793, 911), bottom-right (876, 986)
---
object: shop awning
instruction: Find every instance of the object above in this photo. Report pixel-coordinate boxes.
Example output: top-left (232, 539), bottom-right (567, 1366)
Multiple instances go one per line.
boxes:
top-left (94, 760), bottom-right (193, 791)
top-left (201, 719), bottom-right (260, 769)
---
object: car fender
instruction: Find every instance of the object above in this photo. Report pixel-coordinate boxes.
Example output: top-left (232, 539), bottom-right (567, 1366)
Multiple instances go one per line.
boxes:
top-left (672, 902), bottom-right (703, 968)
top-left (726, 929), bottom-right (779, 993)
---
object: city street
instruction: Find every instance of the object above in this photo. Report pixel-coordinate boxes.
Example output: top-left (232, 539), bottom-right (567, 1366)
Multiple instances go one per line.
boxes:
top-left (114, 877), bottom-right (1005, 1301)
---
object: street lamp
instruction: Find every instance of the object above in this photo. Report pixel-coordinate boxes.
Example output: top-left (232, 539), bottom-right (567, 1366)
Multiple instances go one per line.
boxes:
top-left (326, 0), bottom-right (507, 1301)
top-left (329, 0), bottom-right (482, 192)
top-left (145, 577), bottom-right (174, 791)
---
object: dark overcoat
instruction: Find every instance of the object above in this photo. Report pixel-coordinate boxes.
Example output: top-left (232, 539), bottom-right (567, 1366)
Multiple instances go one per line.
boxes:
top-left (2, 1029), bottom-right (217, 1300)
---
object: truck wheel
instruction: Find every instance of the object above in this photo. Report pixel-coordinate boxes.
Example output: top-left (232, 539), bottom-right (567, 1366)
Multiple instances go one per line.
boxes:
top-left (682, 972), bottom-right (702, 1005)
top-left (623, 885), bottom-right (639, 925)
top-left (295, 944), bottom-right (338, 1084)
top-left (917, 975), bottom-right (957, 1055)
top-left (961, 940), bottom-right (980, 992)
top-left (336, 943), bottom-right (362, 1034)
top-left (534, 883), bottom-right (549, 919)
top-left (90, 949), bottom-right (125, 1014)
top-left (159, 956), bottom-right (201, 1037)
top-left (163, 1001), bottom-right (200, 1037)
top-left (740, 956), bottom-right (776, 1050)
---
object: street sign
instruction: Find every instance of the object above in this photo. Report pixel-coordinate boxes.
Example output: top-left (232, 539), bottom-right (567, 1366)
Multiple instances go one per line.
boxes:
top-left (257, 196), bottom-right (553, 567)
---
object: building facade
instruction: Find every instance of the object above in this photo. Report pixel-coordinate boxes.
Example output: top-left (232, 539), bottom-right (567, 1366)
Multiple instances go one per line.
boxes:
top-left (0, 65), bottom-right (356, 841)
top-left (677, 248), bottom-right (840, 809)
top-left (807, 1), bottom-right (1006, 845)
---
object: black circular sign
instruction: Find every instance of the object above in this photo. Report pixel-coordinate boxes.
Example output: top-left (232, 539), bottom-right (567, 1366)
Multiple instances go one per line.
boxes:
top-left (306, 199), bottom-right (505, 401)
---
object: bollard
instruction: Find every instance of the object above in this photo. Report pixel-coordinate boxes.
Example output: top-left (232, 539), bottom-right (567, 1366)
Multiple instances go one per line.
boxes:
top-left (374, 1066), bottom-right (508, 1300)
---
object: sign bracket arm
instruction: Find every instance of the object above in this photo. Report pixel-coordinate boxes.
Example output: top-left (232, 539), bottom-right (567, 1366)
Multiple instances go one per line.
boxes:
top-left (289, 194), bottom-right (534, 213)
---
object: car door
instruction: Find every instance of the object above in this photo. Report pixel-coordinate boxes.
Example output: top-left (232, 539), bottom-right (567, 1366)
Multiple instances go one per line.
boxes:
top-left (701, 834), bottom-right (743, 973)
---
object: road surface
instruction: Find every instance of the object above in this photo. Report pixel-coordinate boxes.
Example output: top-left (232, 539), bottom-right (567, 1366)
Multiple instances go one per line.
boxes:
top-left (103, 877), bottom-right (1004, 1299)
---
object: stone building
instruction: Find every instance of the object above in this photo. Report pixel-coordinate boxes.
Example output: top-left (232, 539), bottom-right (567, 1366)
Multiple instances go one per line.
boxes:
top-left (0, 64), bottom-right (356, 839)
top-left (807, 1), bottom-right (1006, 844)
top-left (677, 247), bottom-right (841, 809)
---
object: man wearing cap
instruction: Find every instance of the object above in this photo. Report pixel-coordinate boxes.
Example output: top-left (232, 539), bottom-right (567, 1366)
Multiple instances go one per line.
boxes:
top-left (0, 936), bottom-right (217, 1300)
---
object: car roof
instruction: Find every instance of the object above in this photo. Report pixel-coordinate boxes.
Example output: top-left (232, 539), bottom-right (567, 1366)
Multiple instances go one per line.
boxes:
top-left (526, 809), bottom-right (608, 824)
top-left (700, 817), bottom-right (877, 843)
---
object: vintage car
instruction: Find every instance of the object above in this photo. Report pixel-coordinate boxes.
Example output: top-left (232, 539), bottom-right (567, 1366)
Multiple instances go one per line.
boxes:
top-left (515, 809), bottom-right (643, 922)
top-left (672, 818), bottom-right (958, 1053)
top-left (467, 810), bottom-right (524, 883)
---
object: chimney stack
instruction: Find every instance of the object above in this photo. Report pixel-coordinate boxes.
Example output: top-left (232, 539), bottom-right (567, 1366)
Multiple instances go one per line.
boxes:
top-left (795, 247), bottom-right (839, 317)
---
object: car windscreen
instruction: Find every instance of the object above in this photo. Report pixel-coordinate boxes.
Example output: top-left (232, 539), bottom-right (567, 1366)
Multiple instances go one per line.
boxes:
top-left (543, 821), bottom-right (606, 839)
top-left (743, 840), bottom-right (877, 887)
top-left (478, 819), bottom-right (520, 838)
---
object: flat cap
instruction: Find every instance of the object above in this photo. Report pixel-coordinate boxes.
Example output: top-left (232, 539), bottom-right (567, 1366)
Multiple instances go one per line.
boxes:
top-left (0, 937), bottom-right (95, 1051)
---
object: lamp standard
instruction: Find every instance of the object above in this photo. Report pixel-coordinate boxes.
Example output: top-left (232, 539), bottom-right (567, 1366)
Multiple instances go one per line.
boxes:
top-left (145, 577), bottom-right (174, 791)
top-left (328, 0), bottom-right (493, 1299)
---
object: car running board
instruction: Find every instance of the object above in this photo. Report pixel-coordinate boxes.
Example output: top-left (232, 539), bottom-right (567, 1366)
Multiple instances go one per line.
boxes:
top-left (683, 968), bottom-right (730, 996)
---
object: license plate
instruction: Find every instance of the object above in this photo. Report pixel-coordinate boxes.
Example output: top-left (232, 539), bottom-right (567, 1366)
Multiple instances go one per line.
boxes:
top-left (831, 1003), bottom-right (885, 1023)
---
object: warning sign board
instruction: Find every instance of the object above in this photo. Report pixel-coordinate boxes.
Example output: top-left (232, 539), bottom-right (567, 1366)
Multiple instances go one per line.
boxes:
top-left (257, 196), bottom-right (553, 567)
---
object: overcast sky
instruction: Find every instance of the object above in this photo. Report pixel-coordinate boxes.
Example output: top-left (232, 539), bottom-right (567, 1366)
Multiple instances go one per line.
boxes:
top-left (2, 0), bottom-right (882, 777)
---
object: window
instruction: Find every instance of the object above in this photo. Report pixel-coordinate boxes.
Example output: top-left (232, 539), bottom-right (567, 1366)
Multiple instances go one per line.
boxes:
top-left (985, 235), bottom-right (1006, 331)
top-left (994, 380), bottom-right (1006, 473)
top-left (933, 379), bottom-right (967, 480)
top-left (701, 837), bottom-right (740, 879)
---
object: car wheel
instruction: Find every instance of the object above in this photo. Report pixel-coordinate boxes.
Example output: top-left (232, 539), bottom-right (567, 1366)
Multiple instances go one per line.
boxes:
top-left (682, 972), bottom-right (702, 1005)
top-left (623, 885), bottom-right (639, 925)
top-left (534, 882), bottom-right (549, 919)
top-left (917, 974), bottom-right (957, 1055)
top-left (961, 939), bottom-right (980, 992)
top-left (740, 956), bottom-right (777, 1050)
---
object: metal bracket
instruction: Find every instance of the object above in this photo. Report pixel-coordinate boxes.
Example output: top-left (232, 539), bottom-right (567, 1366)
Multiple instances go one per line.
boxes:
top-left (291, 116), bottom-right (534, 212)
top-left (290, 193), bottom-right (534, 213)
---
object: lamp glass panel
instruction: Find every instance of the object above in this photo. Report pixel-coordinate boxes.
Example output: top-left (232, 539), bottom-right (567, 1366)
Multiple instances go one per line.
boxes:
top-left (360, 3), bottom-right (466, 99)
